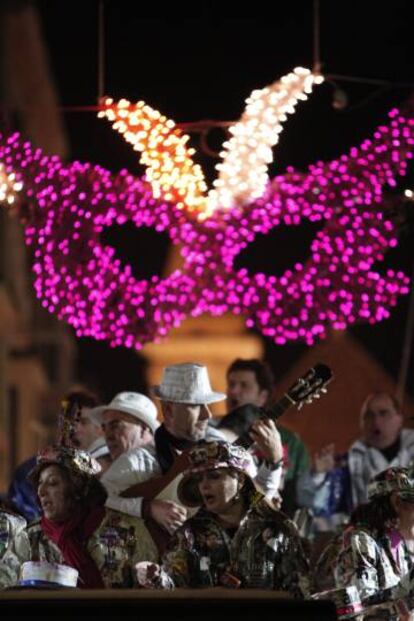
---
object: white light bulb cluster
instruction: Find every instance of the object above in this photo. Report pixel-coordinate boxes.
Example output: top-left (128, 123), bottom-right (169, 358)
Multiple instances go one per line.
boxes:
top-left (0, 163), bottom-right (22, 204)
top-left (206, 67), bottom-right (323, 215)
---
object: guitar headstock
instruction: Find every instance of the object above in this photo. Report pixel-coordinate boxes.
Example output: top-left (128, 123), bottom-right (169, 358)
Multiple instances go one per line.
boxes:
top-left (286, 363), bottom-right (333, 409)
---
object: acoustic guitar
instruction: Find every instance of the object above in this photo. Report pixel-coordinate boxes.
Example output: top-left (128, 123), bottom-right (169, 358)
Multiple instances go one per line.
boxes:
top-left (120, 363), bottom-right (333, 553)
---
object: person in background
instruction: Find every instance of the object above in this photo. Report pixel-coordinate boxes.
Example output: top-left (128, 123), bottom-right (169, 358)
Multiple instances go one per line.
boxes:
top-left (71, 388), bottom-right (110, 471)
top-left (218, 358), bottom-right (309, 516)
top-left (298, 392), bottom-right (414, 531)
top-left (88, 392), bottom-right (162, 522)
top-left (332, 467), bottom-right (414, 605)
top-left (7, 456), bottom-right (40, 522)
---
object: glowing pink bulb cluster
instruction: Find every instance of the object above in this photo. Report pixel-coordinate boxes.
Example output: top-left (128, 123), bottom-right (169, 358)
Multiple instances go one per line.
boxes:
top-left (0, 108), bottom-right (412, 349)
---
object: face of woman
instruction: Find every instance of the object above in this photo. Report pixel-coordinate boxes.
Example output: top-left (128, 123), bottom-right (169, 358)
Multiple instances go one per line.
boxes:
top-left (198, 468), bottom-right (242, 515)
top-left (37, 464), bottom-right (75, 523)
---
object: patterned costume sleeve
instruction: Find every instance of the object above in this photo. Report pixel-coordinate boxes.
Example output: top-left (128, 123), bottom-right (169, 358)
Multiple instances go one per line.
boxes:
top-left (128, 519), bottom-right (160, 586)
top-left (0, 513), bottom-right (30, 588)
top-left (160, 525), bottom-right (199, 588)
top-left (272, 521), bottom-right (311, 598)
top-left (334, 530), bottom-right (380, 601)
top-left (136, 525), bottom-right (196, 589)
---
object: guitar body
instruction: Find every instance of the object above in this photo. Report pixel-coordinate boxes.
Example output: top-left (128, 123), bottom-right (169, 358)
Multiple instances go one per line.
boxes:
top-left (145, 474), bottom-right (199, 555)
top-left (120, 451), bottom-right (197, 554)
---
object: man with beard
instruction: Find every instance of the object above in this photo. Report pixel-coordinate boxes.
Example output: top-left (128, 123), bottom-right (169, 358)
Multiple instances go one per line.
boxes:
top-left (153, 363), bottom-right (283, 499)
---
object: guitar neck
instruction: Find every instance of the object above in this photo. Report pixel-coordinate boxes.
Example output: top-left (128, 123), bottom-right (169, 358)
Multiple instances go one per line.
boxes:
top-left (235, 394), bottom-right (294, 449)
top-left (266, 394), bottom-right (294, 421)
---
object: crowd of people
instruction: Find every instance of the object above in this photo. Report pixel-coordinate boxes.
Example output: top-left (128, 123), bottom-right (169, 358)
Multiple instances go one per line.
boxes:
top-left (1, 358), bottom-right (414, 615)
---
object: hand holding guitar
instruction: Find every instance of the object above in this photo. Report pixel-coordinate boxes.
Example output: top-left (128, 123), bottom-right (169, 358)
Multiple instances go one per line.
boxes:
top-left (249, 418), bottom-right (284, 465)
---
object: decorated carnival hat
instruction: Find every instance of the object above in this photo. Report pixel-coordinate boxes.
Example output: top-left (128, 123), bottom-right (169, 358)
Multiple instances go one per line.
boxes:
top-left (29, 444), bottom-right (104, 505)
top-left (88, 391), bottom-right (159, 433)
top-left (311, 586), bottom-right (363, 619)
top-left (152, 363), bottom-right (226, 404)
top-left (367, 467), bottom-right (414, 501)
top-left (16, 561), bottom-right (79, 589)
top-left (177, 441), bottom-right (257, 507)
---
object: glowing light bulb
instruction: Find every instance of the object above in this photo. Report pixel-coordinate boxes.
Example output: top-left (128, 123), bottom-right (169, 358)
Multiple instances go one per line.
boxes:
top-left (0, 163), bottom-right (22, 204)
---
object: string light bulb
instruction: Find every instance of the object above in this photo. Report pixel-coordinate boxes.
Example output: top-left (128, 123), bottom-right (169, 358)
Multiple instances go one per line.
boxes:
top-left (0, 163), bottom-right (22, 204)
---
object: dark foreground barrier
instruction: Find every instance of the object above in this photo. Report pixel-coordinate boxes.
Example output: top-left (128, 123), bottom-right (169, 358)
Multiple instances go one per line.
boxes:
top-left (0, 588), bottom-right (337, 621)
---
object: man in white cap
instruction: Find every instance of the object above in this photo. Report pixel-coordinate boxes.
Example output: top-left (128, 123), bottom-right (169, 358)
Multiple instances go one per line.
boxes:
top-left (116, 364), bottom-right (283, 538)
top-left (88, 391), bottom-right (164, 524)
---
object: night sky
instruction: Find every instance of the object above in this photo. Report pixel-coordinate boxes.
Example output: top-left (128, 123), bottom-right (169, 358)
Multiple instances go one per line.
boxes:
top-left (35, 0), bottom-right (414, 400)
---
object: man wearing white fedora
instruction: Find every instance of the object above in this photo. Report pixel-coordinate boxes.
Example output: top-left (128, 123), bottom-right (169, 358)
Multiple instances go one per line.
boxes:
top-left (154, 363), bottom-right (283, 471)
top-left (149, 364), bottom-right (283, 525)
top-left (114, 365), bottom-right (283, 538)
top-left (88, 391), bottom-right (163, 523)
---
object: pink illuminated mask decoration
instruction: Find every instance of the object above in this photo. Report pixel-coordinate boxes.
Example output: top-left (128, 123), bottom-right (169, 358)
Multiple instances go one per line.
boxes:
top-left (0, 69), bottom-right (412, 349)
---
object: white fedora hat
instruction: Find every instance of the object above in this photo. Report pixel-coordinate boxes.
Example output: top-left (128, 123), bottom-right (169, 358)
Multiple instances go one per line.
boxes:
top-left (152, 363), bottom-right (226, 405)
top-left (88, 392), bottom-right (159, 433)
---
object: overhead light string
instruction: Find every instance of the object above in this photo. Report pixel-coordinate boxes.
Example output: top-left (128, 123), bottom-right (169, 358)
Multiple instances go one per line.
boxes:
top-left (97, 0), bottom-right (105, 102)
top-left (313, 0), bottom-right (321, 75)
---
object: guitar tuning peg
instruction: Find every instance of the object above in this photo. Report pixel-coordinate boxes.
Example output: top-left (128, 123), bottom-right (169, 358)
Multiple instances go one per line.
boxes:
top-left (321, 387), bottom-right (327, 394)
top-left (297, 402), bottom-right (304, 410)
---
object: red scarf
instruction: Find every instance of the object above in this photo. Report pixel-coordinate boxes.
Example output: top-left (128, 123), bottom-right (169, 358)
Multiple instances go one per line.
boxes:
top-left (41, 505), bottom-right (106, 588)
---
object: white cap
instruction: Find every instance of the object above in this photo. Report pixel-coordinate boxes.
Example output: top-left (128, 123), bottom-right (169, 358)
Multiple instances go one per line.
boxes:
top-left (152, 363), bottom-right (226, 405)
top-left (88, 392), bottom-right (159, 433)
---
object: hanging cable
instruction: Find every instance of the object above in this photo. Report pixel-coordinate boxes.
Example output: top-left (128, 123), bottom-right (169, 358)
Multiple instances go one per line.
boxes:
top-left (313, 0), bottom-right (321, 74)
top-left (325, 73), bottom-right (414, 88)
top-left (97, 0), bottom-right (105, 101)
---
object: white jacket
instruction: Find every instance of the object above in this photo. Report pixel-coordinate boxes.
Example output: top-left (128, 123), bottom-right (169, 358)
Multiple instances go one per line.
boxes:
top-left (102, 446), bottom-right (161, 518)
top-left (348, 429), bottom-right (414, 506)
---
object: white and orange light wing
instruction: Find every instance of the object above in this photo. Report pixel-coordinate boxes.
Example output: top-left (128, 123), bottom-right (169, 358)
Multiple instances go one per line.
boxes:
top-left (98, 98), bottom-right (208, 215)
top-left (99, 68), bottom-right (323, 219)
